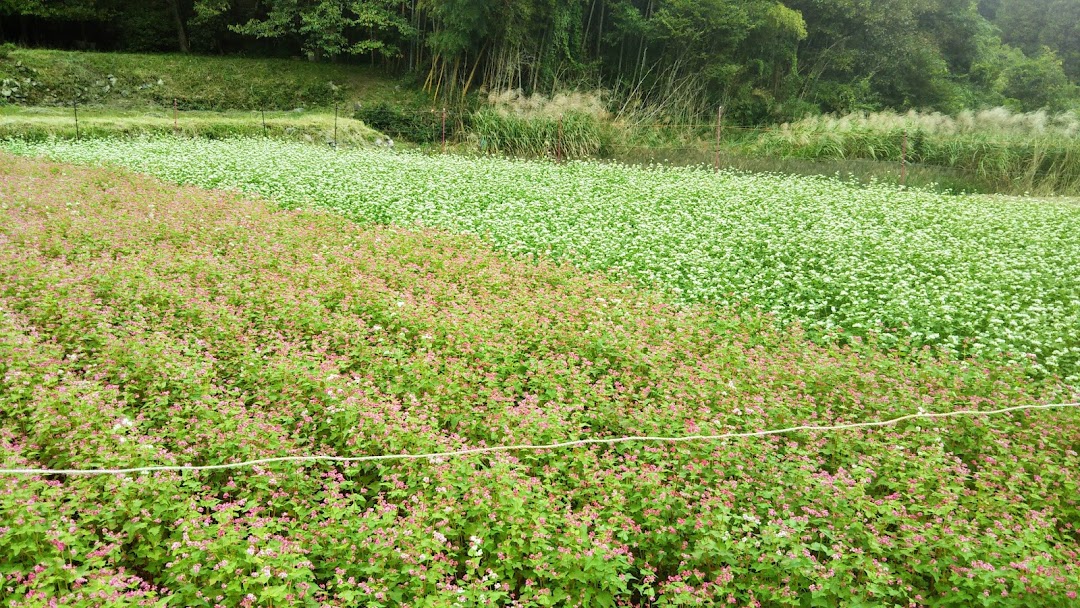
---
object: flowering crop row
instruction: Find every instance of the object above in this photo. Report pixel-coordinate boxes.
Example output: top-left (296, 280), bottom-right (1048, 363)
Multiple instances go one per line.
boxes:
top-left (4, 138), bottom-right (1079, 384)
top-left (1, 155), bottom-right (1078, 606)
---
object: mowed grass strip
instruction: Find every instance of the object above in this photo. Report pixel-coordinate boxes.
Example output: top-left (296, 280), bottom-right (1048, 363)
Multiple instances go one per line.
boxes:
top-left (7, 137), bottom-right (1080, 383)
top-left (1, 155), bottom-right (1079, 606)
top-left (0, 106), bottom-right (382, 146)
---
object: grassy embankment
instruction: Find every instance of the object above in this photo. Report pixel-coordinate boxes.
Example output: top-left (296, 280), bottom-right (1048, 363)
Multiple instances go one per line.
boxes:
top-left (0, 47), bottom-right (410, 144)
top-left (0, 47), bottom-right (414, 109)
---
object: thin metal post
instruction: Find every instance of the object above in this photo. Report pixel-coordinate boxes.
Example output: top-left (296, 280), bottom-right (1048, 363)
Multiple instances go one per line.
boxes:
top-left (334, 103), bottom-right (339, 148)
top-left (173, 98), bottom-right (178, 135)
top-left (261, 109), bottom-right (266, 138)
top-left (714, 106), bottom-right (724, 173)
top-left (556, 116), bottom-right (564, 162)
top-left (441, 108), bottom-right (447, 154)
top-left (73, 98), bottom-right (80, 142)
top-left (901, 130), bottom-right (908, 187)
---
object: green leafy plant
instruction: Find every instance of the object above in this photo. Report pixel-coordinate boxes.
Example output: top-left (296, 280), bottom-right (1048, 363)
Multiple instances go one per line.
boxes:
top-left (354, 101), bottom-right (444, 143)
top-left (1, 151), bottom-right (1079, 606)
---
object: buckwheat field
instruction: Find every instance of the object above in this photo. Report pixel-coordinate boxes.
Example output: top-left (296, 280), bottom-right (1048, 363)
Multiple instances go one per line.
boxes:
top-left (2, 141), bottom-right (1078, 607)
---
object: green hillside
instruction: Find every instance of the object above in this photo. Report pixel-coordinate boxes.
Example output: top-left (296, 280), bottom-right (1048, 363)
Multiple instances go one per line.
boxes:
top-left (0, 48), bottom-right (418, 110)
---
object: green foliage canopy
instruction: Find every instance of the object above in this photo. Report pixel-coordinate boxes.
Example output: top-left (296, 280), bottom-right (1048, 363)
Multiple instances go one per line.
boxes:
top-left (1, 0), bottom-right (1077, 120)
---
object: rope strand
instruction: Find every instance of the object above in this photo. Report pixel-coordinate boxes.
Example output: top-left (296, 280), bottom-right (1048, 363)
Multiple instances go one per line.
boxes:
top-left (1, 401), bottom-right (1076, 476)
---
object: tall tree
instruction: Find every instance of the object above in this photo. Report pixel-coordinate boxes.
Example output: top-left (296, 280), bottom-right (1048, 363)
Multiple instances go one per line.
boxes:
top-left (232, 0), bottom-right (414, 61)
top-left (1040, 0), bottom-right (1080, 80)
top-left (990, 0), bottom-right (1080, 81)
top-left (0, 0), bottom-right (107, 45)
top-left (784, 0), bottom-right (986, 112)
top-left (166, 0), bottom-right (191, 52)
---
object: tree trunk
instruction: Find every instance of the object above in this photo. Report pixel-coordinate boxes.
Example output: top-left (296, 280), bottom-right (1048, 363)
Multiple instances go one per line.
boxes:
top-left (596, 1), bottom-right (605, 58)
top-left (167, 0), bottom-right (190, 53)
top-left (584, 0), bottom-right (597, 56)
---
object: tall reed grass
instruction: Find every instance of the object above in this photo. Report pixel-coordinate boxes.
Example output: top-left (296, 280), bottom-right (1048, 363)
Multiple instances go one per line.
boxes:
top-left (470, 108), bottom-right (611, 159)
top-left (753, 109), bottom-right (1080, 195)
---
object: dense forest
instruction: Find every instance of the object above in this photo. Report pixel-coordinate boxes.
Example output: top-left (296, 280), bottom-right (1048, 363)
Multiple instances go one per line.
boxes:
top-left (1, 0), bottom-right (1078, 122)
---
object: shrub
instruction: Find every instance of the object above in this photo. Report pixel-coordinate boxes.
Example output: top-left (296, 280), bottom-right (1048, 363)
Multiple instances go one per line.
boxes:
top-left (354, 101), bottom-right (448, 143)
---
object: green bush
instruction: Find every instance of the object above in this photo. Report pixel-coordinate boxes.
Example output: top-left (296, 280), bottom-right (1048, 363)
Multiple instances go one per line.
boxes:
top-left (355, 101), bottom-right (448, 143)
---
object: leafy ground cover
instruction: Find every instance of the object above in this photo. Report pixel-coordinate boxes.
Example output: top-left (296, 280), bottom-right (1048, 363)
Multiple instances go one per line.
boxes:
top-left (2, 155), bottom-right (1080, 606)
top-left (5, 138), bottom-right (1080, 385)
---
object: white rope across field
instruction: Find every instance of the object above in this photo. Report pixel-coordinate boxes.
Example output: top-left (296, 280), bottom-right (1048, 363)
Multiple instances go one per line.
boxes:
top-left (1, 401), bottom-right (1077, 476)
